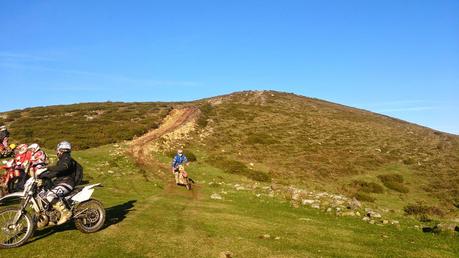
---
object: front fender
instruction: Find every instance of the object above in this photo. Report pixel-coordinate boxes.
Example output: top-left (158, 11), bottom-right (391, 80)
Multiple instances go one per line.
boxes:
top-left (0, 191), bottom-right (25, 204)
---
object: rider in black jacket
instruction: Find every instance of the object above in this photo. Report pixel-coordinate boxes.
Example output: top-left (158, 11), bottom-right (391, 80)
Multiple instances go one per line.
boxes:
top-left (38, 141), bottom-right (75, 225)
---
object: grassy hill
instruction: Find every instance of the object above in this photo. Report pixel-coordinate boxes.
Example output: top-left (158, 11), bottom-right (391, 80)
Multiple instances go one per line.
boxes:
top-left (1, 145), bottom-right (457, 257)
top-left (168, 91), bottom-right (458, 215)
top-left (1, 90), bottom-right (458, 215)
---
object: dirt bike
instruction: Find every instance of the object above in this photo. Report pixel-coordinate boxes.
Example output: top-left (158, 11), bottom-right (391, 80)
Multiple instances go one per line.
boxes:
top-left (0, 160), bottom-right (24, 198)
top-left (176, 165), bottom-right (193, 190)
top-left (0, 169), bottom-right (106, 248)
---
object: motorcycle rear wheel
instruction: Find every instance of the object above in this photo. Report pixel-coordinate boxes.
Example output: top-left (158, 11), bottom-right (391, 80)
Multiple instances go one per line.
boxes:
top-left (0, 207), bottom-right (35, 249)
top-left (74, 199), bottom-right (106, 233)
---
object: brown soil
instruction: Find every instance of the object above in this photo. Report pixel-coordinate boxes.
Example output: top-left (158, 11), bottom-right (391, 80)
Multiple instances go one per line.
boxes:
top-left (127, 107), bottom-right (200, 197)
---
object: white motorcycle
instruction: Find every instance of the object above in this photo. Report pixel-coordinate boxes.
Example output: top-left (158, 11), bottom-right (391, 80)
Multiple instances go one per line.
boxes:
top-left (0, 172), bottom-right (105, 248)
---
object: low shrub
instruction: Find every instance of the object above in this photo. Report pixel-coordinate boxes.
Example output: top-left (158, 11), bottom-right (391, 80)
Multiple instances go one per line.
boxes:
top-left (350, 180), bottom-right (384, 194)
top-left (246, 132), bottom-right (279, 145)
top-left (378, 174), bottom-right (409, 193)
top-left (404, 203), bottom-right (444, 217)
top-left (354, 192), bottom-right (375, 202)
top-left (207, 157), bottom-right (270, 182)
top-left (197, 103), bottom-right (213, 128)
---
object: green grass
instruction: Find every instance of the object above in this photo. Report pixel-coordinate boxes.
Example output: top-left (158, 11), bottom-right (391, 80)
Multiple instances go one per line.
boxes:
top-left (1, 145), bottom-right (457, 257)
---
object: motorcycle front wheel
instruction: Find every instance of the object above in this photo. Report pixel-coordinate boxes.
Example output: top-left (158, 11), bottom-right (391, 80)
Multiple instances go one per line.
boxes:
top-left (74, 199), bottom-right (106, 233)
top-left (0, 207), bottom-right (35, 249)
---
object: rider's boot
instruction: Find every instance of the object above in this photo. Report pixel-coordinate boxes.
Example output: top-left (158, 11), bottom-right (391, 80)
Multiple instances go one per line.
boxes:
top-left (53, 200), bottom-right (72, 225)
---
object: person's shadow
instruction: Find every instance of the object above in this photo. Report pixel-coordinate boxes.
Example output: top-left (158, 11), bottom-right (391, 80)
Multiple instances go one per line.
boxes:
top-left (27, 200), bottom-right (137, 245)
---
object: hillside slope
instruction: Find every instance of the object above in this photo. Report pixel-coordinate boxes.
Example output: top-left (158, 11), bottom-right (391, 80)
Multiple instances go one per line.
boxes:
top-left (185, 91), bottom-right (459, 210)
top-left (1, 91), bottom-right (458, 210)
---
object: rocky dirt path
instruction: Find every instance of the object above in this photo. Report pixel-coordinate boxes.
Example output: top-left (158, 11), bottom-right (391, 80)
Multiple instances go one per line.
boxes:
top-left (128, 107), bottom-right (199, 172)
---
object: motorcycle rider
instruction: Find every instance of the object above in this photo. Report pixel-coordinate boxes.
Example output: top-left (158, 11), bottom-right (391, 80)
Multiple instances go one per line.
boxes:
top-left (171, 149), bottom-right (189, 185)
top-left (0, 126), bottom-right (10, 153)
top-left (0, 126), bottom-right (9, 148)
top-left (26, 143), bottom-right (49, 177)
top-left (12, 144), bottom-right (30, 191)
top-left (38, 141), bottom-right (76, 225)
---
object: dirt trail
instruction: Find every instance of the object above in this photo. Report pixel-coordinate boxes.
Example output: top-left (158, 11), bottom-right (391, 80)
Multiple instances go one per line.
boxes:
top-left (128, 107), bottom-right (200, 178)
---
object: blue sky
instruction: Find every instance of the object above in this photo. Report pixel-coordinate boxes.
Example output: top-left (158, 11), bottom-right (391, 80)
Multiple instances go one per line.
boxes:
top-left (1, 1), bottom-right (458, 134)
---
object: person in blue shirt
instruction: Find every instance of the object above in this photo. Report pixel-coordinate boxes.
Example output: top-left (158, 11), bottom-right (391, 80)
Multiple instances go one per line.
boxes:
top-left (171, 149), bottom-right (189, 185)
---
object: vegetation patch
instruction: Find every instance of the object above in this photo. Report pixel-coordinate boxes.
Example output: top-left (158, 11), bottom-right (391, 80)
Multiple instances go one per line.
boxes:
top-left (404, 203), bottom-right (445, 218)
top-left (354, 192), bottom-right (376, 202)
top-left (349, 180), bottom-right (384, 194)
top-left (3, 102), bottom-right (172, 150)
top-left (378, 174), bottom-right (409, 193)
top-left (246, 132), bottom-right (279, 145)
top-left (207, 157), bottom-right (270, 182)
top-left (197, 103), bottom-right (214, 128)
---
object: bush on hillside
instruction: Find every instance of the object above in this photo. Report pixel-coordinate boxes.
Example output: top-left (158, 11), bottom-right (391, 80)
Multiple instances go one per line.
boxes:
top-left (354, 192), bottom-right (375, 202)
top-left (350, 180), bottom-right (384, 194)
top-left (197, 103), bottom-right (214, 128)
top-left (246, 132), bottom-right (279, 145)
top-left (404, 203), bottom-right (444, 217)
top-left (378, 174), bottom-right (409, 193)
top-left (207, 157), bottom-right (270, 182)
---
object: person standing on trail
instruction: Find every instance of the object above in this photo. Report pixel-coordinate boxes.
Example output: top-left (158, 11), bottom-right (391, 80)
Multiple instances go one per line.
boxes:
top-left (171, 149), bottom-right (189, 185)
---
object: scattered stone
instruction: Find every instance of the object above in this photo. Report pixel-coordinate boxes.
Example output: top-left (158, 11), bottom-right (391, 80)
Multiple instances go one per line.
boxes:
top-left (369, 220), bottom-right (376, 224)
top-left (236, 186), bottom-right (246, 191)
top-left (355, 211), bottom-right (361, 217)
top-left (249, 163), bottom-right (254, 166)
top-left (362, 217), bottom-right (370, 222)
top-left (349, 198), bottom-right (362, 209)
top-left (107, 170), bottom-right (114, 174)
top-left (367, 211), bottom-right (382, 219)
top-left (336, 207), bottom-right (342, 212)
top-left (274, 236), bottom-right (281, 240)
top-left (210, 193), bottom-right (223, 200)
top-left (221, 191), bottom-right (228, 195)
top-left (302, 199), bottom-right (315, 205)
top-left (383, 220), bottom-right (389, 225)
top-left (256, 194), bottom-right (261, 198)
top-left (326, 208), bottom-right (332, 212)
top-left (432, 223), bottom-right (458, 234)
top-left (270, 184), bottom-right (279, 191)
top-left (260, 234), bottom-right (271, 239)
top-left (219, 251), bottom-right (233, 258)
top-left (299, 218), bottom-right (311, 221)
top-left (311, 204), bottom-right (320, 209)
top-left (391, 220), bottom-right (399, 225)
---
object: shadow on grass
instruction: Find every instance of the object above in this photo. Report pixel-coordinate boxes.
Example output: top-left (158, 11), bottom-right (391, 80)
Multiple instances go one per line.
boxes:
top-left (25, 200), bottom-right (137, 246)
top-left (104, 200), bottom-right (137, 228)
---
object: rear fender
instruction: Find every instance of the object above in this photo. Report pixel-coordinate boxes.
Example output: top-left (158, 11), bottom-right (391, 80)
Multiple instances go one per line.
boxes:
top-left (71, 183), bottom-right (102, 203)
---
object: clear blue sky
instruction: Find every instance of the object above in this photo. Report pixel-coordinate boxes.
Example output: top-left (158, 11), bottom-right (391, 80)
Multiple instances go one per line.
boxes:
top-left (1, 1), bottom-right (458, 134)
